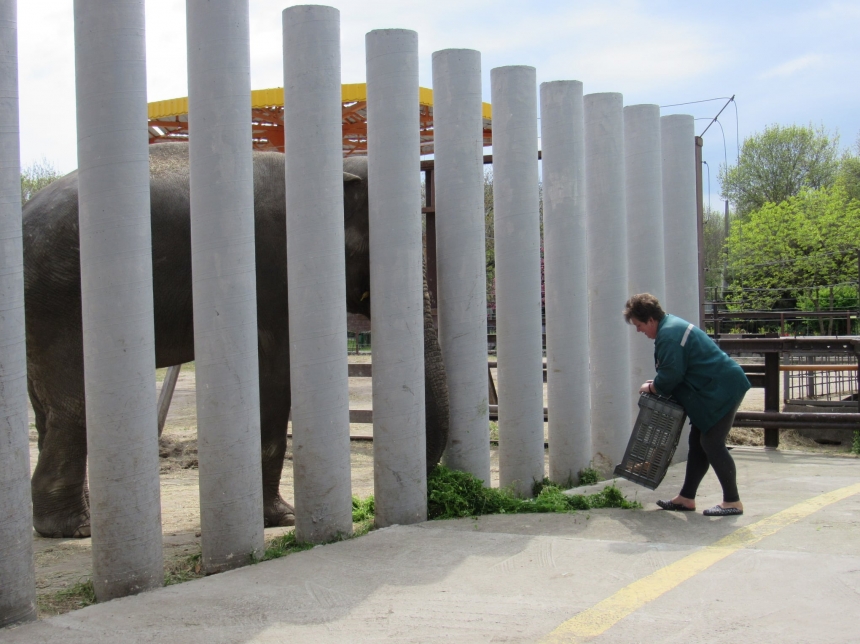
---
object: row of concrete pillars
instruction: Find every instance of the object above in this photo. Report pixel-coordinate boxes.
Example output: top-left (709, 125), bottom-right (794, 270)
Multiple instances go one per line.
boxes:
top-left (0, 0), bottom-right (698, 626)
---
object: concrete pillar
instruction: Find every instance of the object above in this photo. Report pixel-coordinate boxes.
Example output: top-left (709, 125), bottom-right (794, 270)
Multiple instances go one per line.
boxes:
top-left (583, 92), bottom-right (631, 474)
top-left (366, 29), bottom-right (426, 526)
top-left (624, 104), bottom-right (665, 407)
top-left (282, 5), bottom-right (352, 543)
top-left (540, 80), bottom-right (591, 485)
top-left (431, 49), bottom-right (491, 484)
top-left (661, 113), bottom-right (698, 461)
top-left (187, 0), bottom-right (264, 572)
top-left (661, 114), bottom-right (699, 326)
top-left (491, 66), bottom-right (544, 496)
top-left (0, 0), bottom-right (36, 626)
top-left (74, 0), bottom-right (163, 600)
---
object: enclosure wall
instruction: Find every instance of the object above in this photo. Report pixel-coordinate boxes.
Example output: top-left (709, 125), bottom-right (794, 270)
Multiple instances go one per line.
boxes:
top-left (74, 0), bottom-right (163, 600)
top-left (624, 104), bottom-right (665, 406)
top-left (187, 0), bottom-right (264, 572)
top-left (366, 29), bottom-right (427, 526)
top-left (540, 80), bottom-right (592, 484)
top-left (584, 92), bottom-right (632, 473)
top-left (491, 65), bottom-right (545, 496)
top-left (432, 49), bottom-right (491, 484)
top-left (661, 114), bottom-right (698, 460)
top-left (0, 0), bottom-right (36, 626)
top-left (282, 5), bottom-right (353, 543)
top-left (661, 114), bottom-right (699, 327)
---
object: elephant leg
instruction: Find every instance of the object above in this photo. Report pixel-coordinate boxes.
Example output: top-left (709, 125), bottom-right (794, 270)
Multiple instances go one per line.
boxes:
top-left (29, 376), bottom-right (90, 538)
top-left (258, 351), bottom-right (295, 527)
top-left (423, 265), bottom-right (449, 471)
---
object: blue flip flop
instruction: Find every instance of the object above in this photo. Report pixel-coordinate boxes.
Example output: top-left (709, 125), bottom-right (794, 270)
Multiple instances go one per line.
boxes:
top-left (703, 505), bottom-right (743, 516)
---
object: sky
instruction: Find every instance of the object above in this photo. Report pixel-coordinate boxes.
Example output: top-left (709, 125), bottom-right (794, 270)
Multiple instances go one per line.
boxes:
top-left (15, 0), bottom-right (860, 208)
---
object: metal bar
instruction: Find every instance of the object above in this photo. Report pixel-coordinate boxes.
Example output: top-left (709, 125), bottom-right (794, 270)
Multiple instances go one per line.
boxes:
top-left (156, 364), bottom-right (182, 438)
top-left (695, 135), bottom-right (705, 329)
top-left (764, 352), bottom-right (780, 447)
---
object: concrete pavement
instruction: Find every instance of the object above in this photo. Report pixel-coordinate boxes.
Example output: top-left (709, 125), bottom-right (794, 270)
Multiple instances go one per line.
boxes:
top-left (3, 447), bottom-right (858, 643)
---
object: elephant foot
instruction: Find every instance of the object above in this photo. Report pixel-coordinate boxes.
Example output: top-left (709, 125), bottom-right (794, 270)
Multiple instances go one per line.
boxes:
top-left (264, 495), bottom-right (295, 527)
top-left (34, 509), bottom-right (91, 539)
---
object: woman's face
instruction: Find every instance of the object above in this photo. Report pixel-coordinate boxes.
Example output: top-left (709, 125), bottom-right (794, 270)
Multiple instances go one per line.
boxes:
top-left (632, 317), bottom-right (659, 340)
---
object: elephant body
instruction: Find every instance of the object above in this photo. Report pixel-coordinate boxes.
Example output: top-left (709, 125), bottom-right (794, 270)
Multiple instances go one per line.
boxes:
top-left (24, 141), bottom-right (448, 538)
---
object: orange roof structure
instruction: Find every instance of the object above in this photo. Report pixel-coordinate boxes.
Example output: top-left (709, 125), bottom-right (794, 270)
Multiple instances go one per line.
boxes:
top-left (147, 83), bottom-right (494, 157)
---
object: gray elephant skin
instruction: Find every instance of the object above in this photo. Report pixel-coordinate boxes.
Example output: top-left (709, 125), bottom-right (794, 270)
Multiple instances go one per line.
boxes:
top-left (24, 142), bottom-right (449, 538)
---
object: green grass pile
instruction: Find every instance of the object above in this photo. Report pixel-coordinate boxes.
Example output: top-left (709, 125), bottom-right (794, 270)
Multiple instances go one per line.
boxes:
top-left (426, 465), bottom-right (640, 520)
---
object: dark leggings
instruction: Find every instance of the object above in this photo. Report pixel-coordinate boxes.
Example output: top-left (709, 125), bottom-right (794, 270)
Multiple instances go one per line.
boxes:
top-left (679, 402), bottom-right (742, 503)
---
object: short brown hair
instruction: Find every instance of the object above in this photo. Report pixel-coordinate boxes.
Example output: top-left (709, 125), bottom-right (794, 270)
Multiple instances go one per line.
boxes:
top-left (623, 293), bottom-right (666, 324)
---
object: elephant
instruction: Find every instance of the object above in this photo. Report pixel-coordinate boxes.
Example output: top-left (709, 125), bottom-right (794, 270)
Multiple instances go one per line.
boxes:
top-left (23, 141), bottom-right (449, 538)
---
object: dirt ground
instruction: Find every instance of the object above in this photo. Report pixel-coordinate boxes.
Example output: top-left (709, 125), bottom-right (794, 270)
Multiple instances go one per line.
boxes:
top-left (27, 357), bottom-right (855, 617)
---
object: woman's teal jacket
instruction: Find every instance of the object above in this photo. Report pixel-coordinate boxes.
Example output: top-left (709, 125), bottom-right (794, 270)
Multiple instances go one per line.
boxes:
top-left (651, 314), bottom-right (751, 432)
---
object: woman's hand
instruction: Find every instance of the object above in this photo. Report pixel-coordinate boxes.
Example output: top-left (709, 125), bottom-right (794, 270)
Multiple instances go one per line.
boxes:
top-left (639, 380), bottom-right (655, 395)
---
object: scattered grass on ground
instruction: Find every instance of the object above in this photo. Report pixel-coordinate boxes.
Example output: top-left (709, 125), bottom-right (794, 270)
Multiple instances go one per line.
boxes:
top-left (427, 465), bottom-right (640, 520)
top-left (37, 579), bottom-right (96, 616)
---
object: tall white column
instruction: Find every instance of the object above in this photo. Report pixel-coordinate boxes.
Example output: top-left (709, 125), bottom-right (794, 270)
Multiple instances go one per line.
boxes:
top-left (624, 104), bottom-right (665, 407)
top-left (584, 92), bottom-right (631, 474)
top-left (187, 0), bottom-right (264, 572)
top-left (366, 29), bottom-right (426, 526)
top-left (661, 113), bottom-right (698, 461)
top-left (74, 0), bottom-right (163, 600)
top-left (432, 49), bottom-right (491, 484)
top-left (661, 114), bottom-right (699, 326)
top-left (540, 80), bottom-right (591, 485)
top-left (491, 66), bottom-right (544, 497)
top-left (0, 0), bottom-right (36, 626)
top-left (282, 5), bottom-right (352, 543)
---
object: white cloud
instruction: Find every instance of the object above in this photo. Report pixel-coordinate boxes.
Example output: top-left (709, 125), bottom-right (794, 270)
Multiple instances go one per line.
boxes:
top-left (760, 54), bottom-right (826, 79)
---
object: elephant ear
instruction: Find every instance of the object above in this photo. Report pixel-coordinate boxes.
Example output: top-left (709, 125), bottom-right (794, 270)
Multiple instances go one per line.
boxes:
top-left (343, 172), bottom-right (361, 183)
top-left (423, 261), bottom-right (449, 472)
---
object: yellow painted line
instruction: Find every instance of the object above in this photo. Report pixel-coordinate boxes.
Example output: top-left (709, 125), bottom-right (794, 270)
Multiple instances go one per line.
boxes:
top-left (542, 482), bottom-right (860, 644)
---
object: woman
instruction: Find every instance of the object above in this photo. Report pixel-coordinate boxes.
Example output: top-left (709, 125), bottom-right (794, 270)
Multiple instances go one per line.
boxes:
top-left (623, 293), bottom-right (751, 516)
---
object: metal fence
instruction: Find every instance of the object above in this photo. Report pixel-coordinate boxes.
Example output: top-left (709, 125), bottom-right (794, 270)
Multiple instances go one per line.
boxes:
top-left (783, 351), bottom-right (859, 406)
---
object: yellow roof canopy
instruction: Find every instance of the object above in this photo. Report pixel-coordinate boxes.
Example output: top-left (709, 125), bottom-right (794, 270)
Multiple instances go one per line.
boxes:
top-left (147, 83), bottom-right (494, 156)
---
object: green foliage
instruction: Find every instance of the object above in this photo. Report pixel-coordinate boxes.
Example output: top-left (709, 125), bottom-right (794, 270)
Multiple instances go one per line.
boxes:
top-left (725, 185), bottom-right (860, 310)
top-left (49, 579), bottom-right (96, 609)
top-left (578, 467), bottom-right (600, 486)
top-left (426, 465), bottom-right (639, 520)
top-left (702, 207), bottom-right (729, 290)
top-left (21, 158), bottom-right (62, 205)
top-left (352, 495), bottom-right (375, 523)
top-left (488, 420), bottom-right (499, 442)
top-left (257, 531), bottom-right (315, 562)
top-left (852, 430), bottom-right (860, 455)
top-left (720, 124), bottom-right (840, 218)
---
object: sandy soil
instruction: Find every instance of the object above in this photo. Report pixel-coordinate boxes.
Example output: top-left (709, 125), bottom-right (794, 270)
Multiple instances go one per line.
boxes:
top-left (27, 357), bottom-right (854, 617)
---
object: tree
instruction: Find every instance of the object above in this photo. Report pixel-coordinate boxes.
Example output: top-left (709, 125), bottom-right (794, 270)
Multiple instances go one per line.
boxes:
top-left (719, 124), bottom-right (840, 218)
top-left (21, 158), bottom-right (62, 205)
top-left (835, 134), bottom-right (860, 203)
top-left (725, 185), bottom-right (860, 313)
top-left (701, 206), bottom-right (728, 294)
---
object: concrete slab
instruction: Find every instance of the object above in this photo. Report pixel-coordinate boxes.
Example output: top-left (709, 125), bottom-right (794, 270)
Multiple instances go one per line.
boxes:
top-left (3, 449), bottom-right (858, 643)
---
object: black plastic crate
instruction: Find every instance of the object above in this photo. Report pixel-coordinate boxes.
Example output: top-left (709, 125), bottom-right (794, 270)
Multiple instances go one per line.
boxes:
top-left (613, 393), bottom-right (687, 490)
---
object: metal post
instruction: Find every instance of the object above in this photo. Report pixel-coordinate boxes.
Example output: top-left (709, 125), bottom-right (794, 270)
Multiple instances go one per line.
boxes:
top-left (764, 352), bottom-right (780, 448)
top-left (585, 92), bottom-right (632, 474)
top-left (695, 136), bottom-right (706, 329)
top-left (74, 0), bottom-right (163, 600)
top-left (187, 0), bottom-right (264, 572)
top-left (0, 0), bottom-right (36, 626)
top-left (491, 66), bottom-right (545, 496)
top-left (541, 80), bottom-right (591, 484)
top-left (432, 49), bottom-right (491, 484)
top-left (366, 29), bottom-right (427, 526)
top-left (283, 5), bottom-right (353, 543)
